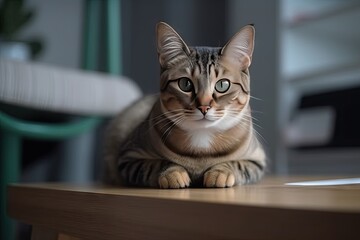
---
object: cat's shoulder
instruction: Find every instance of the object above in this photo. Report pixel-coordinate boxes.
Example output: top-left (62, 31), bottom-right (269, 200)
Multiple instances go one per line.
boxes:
top-left (133, 94), bottom-right (159, 112)
top-left (108, 95), bottom-right (159, 142)
top-left (116, 94), bottom-right (158, 118)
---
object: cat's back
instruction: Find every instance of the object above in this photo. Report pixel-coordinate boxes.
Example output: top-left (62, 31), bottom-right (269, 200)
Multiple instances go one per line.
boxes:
top-left (103, 94), bottom-right (158, 184)
top-left (110, 94), bottom-right (158, 137)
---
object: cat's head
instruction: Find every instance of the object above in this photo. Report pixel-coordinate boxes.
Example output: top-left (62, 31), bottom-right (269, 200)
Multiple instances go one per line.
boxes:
top-left (156, 22), bottom-right (254, 132)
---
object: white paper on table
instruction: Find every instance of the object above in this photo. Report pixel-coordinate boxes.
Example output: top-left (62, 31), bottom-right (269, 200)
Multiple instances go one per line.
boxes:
top-left (285, 178), bottom-right (360, 186)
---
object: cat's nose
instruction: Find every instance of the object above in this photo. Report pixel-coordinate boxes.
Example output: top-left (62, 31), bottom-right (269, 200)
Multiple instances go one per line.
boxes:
top-left (197, 106), bottom-right (211, 115)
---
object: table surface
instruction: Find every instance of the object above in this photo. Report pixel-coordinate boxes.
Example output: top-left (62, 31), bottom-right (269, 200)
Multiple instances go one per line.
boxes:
top-left (8, 176), bottom-right (360, 240)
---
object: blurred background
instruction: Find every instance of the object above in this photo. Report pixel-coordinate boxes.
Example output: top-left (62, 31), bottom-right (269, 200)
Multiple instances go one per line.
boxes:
top-left (2, 0), bottom-right (360, 186)
top-left (1, 0), bottom-right (360, 238)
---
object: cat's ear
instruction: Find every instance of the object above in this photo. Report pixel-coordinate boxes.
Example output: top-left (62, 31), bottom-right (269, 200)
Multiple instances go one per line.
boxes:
top-left (221, 25), bottom-right (255, 69)
top-left (156, 22), bottom-right (191, 68)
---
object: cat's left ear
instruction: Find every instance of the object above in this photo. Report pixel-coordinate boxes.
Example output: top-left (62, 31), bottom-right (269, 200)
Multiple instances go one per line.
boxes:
top-left (221, 25), bottom-right (255, 69)
top-left (156, 22), bottom-right (191, 68)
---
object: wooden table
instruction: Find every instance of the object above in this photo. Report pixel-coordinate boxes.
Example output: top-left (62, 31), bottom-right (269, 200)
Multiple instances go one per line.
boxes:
top-left (7, 176), bottom-right (360, 240)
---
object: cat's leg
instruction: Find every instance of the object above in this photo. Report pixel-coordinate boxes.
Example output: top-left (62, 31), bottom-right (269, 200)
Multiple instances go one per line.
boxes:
top-left (158, 164), bottom-right (191, 189)
top-left (118, 158), bottom-right (190, 188)
top-left (118, 158), bottom-right (164, 187)
top-left (203, 160), bottom-right (265, 188)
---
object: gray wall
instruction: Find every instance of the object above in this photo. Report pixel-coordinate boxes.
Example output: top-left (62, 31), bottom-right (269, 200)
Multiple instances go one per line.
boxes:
top-left (18, 0), bottom-right (83, 68)
top-left (122, 0), bottom-right (227, 94)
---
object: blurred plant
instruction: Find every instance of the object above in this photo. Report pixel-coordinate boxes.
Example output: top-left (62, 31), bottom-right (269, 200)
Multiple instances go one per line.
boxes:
top-left (0, 0), bottom-right (43, 58)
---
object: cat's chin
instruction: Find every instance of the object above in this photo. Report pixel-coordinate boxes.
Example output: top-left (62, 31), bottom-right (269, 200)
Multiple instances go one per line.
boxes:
top-left (197, 119), bottom-right (216, 126)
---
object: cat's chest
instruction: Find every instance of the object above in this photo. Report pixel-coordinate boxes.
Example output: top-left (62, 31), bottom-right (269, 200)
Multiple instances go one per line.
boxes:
top-left (186, 129), bottom-right (215, 149)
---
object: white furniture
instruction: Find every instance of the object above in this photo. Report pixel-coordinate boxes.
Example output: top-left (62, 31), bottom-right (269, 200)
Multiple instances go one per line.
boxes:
top-left (0, 59), bottom-right (141, 116)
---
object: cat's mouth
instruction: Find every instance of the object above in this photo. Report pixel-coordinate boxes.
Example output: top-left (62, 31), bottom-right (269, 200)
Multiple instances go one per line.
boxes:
top-left (198, 115), bottom-right (219, 122)
top-left (192, 115), bottom-right (211, 121)
top-left (195, 114), bottom-right (219, 124)
top-left (179, 115), bottom-right (222, 130)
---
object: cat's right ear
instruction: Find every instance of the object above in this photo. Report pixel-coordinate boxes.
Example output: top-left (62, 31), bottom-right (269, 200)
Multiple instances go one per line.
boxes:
top-left (220, 25), bottom-right (255, 69)
top-left (156, 22), bottom-right (190, 68)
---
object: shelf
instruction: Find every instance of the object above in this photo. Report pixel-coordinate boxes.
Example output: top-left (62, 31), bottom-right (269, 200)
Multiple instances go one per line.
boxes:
top-left (285, 7), bottom-right (360, 44)
top-left (284, 63), bottom-right (360, 94)
top-left (280, 1), bottom-right (360, 79)
top-left (283, 2), bottom-right (360, 28)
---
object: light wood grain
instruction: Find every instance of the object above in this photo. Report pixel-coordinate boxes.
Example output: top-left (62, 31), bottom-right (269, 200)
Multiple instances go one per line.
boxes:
top-left (8, 176), bottom-right (360, 240)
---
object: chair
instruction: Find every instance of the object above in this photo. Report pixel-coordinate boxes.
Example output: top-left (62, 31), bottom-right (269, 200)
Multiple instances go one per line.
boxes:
top-left (0, 1), bottom-right (140, 239)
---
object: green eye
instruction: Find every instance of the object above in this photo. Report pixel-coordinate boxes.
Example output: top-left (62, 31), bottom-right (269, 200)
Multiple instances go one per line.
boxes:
top-left (215, 79), bottom-right (231, 93)
top-left (178, 77), bottom-right (193, 92)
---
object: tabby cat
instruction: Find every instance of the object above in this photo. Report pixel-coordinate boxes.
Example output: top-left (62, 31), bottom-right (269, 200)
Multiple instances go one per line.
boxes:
top-left (104, 22), bottom-right (266, 188)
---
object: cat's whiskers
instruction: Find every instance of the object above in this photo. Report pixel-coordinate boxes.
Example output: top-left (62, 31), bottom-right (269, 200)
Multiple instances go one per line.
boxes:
top-left (240, 121), bottom-right (266, 143)
top-left (148, 109), bottom-right (185, 128)
top-left (212, 111), bottom-right (226, 120)
top-left (250, 95), bottom-right (263, 101)
top-left (250, 110), bottom-right (263, 114)
top-left (183, 112), bottom-right (204, 121)
top-left (161, 115), bottom-right (185, 144)
top-left (227, 112), bottom-right (253, 127)
top-left (151, 112), bottom-right (183, 127)
top-left (144, 110), bottom-right (184, 136)
top-left (156, 116), bottom-right (181, 136)
top-left (226, 109), bottom-right (259, 123)
top-left (226, 112), bottom-right (266, 143)
top-left (241, 112), bottom-right (260, 122)
top-left (241, 115), bottom-right (263, 129)
top-left (149, 109), bottom-right (184, 122)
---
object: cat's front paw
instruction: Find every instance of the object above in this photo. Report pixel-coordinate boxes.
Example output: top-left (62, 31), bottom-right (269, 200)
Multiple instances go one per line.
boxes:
top-left (204, 169), bottom-right (235, 188)
top-left (159, 166), bottom-right (191, 189)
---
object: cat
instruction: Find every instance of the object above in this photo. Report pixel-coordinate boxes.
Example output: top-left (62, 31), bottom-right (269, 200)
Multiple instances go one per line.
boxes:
top-left (104, 22), bottom-right (266, 188)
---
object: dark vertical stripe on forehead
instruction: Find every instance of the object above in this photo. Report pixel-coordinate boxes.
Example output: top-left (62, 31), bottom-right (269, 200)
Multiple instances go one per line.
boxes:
top-left (192, 47), bottom-right (221, 77)
top-left (201, 48), bottom-right (212, 76)
top-left (214, 67), bottom-right (219, 78)
top-left (194, 52), bottom-right (202, 74)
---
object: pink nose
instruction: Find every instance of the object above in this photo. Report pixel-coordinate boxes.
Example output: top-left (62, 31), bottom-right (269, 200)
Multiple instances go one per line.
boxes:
top-left (197, 106), bottom-right (211, 115)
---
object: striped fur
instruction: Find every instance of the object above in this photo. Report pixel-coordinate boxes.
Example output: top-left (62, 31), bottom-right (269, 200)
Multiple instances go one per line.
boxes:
top-left (104, 22), bottom-right (266, 188)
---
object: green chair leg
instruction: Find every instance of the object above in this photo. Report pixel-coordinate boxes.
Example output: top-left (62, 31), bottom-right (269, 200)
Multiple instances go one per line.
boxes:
top-left (1, 131), bottom-right (21, 240)
top-left (83, 0), bottom-right (101, 71)
top-left (107, 0), bottom-right (122, 75)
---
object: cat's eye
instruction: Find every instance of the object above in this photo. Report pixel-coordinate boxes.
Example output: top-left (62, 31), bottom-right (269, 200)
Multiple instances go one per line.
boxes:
top-left (178, 77), bottom-right (194, 92)
top-left (215, 79), bottom-right (231, 93)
